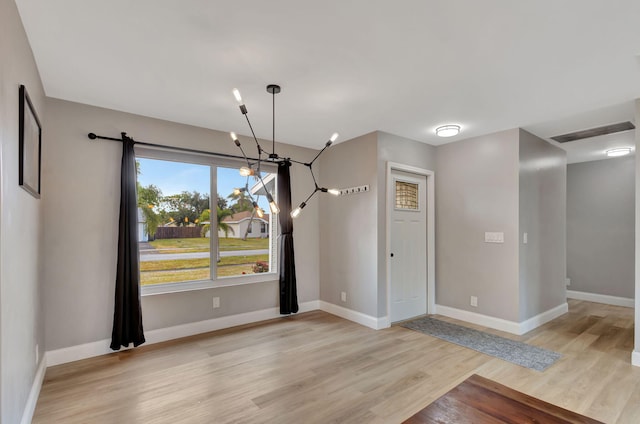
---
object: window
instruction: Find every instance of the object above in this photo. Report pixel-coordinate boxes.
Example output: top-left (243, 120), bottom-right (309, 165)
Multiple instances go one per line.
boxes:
top-left (395, 180), bottom-right (419, 210)
top-left (135, 148), bottom-right (277, 294)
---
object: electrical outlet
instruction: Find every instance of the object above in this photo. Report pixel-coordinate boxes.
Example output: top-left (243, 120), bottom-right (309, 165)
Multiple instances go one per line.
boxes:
top-left (470, 296), bottom-right (478, 307)
top-left (341, 292), bottom-right (347, 302)
top-left (566, 278), bottom-right (571, 287)
top-left (212, 297), bottom-right (220, 309)
top-left (523, 232), bottom-right (528, 244)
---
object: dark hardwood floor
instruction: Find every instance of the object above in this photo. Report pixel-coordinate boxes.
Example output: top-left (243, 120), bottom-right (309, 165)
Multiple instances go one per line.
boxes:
top-left (403, 374), bottom-right (603, 423)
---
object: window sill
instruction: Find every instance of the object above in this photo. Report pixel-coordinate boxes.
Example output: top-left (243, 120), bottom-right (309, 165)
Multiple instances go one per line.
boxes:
top-left (141, 272), bottom-right (278, 296)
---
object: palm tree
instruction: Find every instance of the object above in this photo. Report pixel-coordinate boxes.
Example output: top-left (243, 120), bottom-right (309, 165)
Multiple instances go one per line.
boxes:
top-left (227, 188), bottom-right (253, 213)
top-left (217, 207), bottom-right (235, 238)
top-left (199, 207), bottom-right (235, 238)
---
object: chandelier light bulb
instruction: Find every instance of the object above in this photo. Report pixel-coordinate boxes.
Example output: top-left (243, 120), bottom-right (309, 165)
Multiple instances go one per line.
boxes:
top-left (291, 202), bottom-right (306, 218)
top-left (232, 88), bottom-right (243, 104)
top-left (435, 125), bottom-right (461, 138)
top-left (266, 193), bottom-right (280, 214)
top-left (233, 188), bottom-right (242, 196)
top-left (269, 200), bottom-right (280, 214)
top-left (330, 132), bottom-right (339, 142)
top-left (252, 202), bottom-right (265, 218)
top-left (328, 188), bottom-right (340, 196)
top-left (239, 166), bottom-right (254, 177)
top-left (230, 132), bottom-right (240, 146)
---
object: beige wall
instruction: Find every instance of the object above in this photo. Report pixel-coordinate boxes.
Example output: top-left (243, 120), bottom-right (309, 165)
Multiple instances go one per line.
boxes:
top-left (435, 129), bottom-right (521, 322)
top-left (318, 132), bottom-right (379, 317)
top-left (0, 0), bottom-right (46, 421)
top-left (42, 98), bottom-right (320, 350)
top-left (567, 156), bottom-right (634, 299)
top-left (518, 129), bottom-right (566, 321)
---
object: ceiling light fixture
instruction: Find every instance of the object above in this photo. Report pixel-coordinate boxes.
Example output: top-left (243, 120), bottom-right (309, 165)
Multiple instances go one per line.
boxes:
top-left (606, 147), bottom-right (632, 157)
top-left (230, 84), bottom-right (341, 219)
top-left (435, 125), bottom-right (461, 138)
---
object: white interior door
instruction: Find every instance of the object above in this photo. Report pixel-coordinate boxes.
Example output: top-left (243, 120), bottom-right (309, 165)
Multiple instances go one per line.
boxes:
top-left (390, 170), bottom-right (427, 323)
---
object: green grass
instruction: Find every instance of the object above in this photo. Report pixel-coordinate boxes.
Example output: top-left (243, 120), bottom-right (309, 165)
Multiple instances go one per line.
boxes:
top-left (140, 262), bottom-right (269, 285)
top-left (147, 237), bottom-right (269, 253)
top-left (140, 238), bottom-right (271, 285)
top-left (140, 269), bottom-right (210, 285)
top-left (140, 255), bottom-right (269, 272)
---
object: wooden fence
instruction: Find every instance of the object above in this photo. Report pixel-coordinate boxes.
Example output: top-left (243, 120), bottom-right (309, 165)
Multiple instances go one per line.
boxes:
top-left (155, 226), bottom-right (203, 239)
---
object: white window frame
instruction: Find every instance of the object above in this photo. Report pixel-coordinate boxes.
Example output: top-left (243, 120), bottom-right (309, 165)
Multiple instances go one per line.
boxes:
top-left (135, 146), bottom-right (279, 296)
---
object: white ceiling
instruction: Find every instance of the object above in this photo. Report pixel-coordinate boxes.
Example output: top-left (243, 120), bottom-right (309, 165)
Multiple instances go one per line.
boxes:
top-left (15, 0), bottom-right (640, 163)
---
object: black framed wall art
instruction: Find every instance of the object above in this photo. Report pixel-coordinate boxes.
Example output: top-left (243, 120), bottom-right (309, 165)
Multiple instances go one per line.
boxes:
top-left (19, 84), bottom-right (42, 198)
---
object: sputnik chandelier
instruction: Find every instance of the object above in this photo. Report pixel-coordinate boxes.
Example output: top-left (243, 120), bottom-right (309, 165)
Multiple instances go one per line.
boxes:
top-left (230, 84), bottom-right (340, 218)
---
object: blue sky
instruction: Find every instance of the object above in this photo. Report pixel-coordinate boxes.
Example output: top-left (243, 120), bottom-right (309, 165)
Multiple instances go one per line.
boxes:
top-left (137, 158), bottom-right (270, 210)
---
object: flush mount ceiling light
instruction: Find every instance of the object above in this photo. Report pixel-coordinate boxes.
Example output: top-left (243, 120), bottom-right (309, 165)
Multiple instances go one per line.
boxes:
top-left (606, 147), bottom-right (632, 157)
top-left (435, 125), bottom-right (461, 138)
top-left (231, 84), bottom-right (341, 219)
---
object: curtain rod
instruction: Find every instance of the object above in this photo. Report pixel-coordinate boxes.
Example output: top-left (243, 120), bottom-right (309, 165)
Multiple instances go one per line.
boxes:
top-left (87, 132), bottom-right (283, 164)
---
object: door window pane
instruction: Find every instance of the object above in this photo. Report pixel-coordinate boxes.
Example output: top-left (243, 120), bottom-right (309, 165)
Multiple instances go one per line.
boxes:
top-left (395, 180), bottom-right (419, 210)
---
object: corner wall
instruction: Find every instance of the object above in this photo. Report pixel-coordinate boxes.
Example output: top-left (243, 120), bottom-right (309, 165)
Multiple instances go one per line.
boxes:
top-left (435, 129), bottom-right (521, 322)
top-left (0, 0), bottom-right (46, 422)
top-left (518, 129), bottom-right (566, 321)
top-left (42, 98), bottom-right (320, 352)
top-left (318, 132), bottom-right (379, 318)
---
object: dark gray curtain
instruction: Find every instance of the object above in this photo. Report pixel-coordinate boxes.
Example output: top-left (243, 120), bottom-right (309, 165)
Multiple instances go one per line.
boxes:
top-left (110, 135), bottom-right (145, 350)
top-left (278, 160), bottom-right (299, 314)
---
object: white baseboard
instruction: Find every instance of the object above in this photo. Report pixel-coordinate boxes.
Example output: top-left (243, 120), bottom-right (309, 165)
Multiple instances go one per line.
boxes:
top-left (20, 355), bottom-right (47, 424)
top-left (519, 303), bottom-right (569, 334)
top-left (632, 351), bottom-right (640, 367)
top-left (434, 303), bottom-right (568, 336)
top-left (567, 290), bottom-right (634, 308)
top-left (435, 304), bottom-right (521, 334)
top-left (318, 301), bottom-right (389, 330)
top-left (47, 300), bottom-right (319, 367)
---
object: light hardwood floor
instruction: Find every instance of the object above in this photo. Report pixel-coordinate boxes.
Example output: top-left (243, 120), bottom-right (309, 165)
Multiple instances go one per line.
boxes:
top-left (33, 300), bottom-right (640, 423)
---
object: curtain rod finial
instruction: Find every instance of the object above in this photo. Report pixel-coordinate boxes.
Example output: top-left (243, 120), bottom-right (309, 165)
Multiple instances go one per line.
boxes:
top-left (88, 132), bottom-right (97, 140)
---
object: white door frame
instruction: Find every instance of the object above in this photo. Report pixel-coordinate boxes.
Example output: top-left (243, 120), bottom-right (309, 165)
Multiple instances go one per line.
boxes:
top-left (386, 162), bottom-right (435, 322)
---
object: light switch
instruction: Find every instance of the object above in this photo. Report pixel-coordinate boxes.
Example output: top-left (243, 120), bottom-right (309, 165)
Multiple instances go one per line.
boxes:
top-left (523, 232), bottom-right (528, 244)
top-left (484, 232), bottom-right (504, 243)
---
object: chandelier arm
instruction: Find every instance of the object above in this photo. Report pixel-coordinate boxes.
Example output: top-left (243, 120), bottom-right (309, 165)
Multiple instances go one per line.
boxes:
top-left (307, 164), bottom-right (320, 189)
top-left (236, 144), bottom-right (251, 166)
top-left (244, 179), bottom-right (256, 203)
top-left (257, 174), bottom-right (272, 197)
top-left (307, 142), bottom-right (332, 167)
top-left (301, 187), bottom-right (320, 206)
top-left (286, 158), bottom-right (307, 166)
top-left (243, 113), bottom-right (265, 157)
